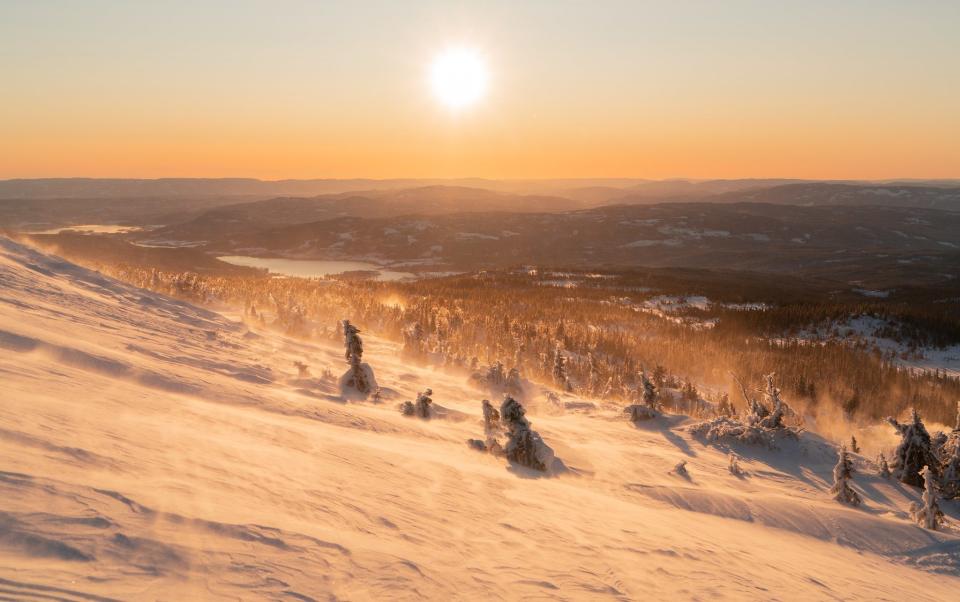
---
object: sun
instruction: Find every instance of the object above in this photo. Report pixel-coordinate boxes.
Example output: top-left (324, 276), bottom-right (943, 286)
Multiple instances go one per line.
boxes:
top-left (429, 47), bottom-right (489, 110)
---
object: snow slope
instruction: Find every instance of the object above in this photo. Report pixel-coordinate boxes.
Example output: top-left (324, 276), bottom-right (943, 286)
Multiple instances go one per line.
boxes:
top-left (1, 237), bottom-right (958, 600)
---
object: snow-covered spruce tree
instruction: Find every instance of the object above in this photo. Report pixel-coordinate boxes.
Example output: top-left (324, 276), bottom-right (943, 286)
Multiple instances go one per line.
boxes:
top-left (505, 367), bottom-right (523, 395)
top-left (941, 440), bottom-right (960, 499)
top-left (758, 373), bottom-right (784, 429)
top-left (887, 409), bottom-right (939, 488)
top-left (830, 444), bottom-right (862, 507)
top-left (414, 389), bottom-right (433, 419)
top-left (877, 452), bottom-right (891, 478)
top-left (339, 320), bottom-right (377, 396)
top-left (467, 399), bottom-right (505, 455)
top-left (552, 346), bottom-right (571, 391)
top-left (482, 399), bottom-right (501, 436)
top-left (910, 465), bottom-right (944, 530)
top-left (625, 370), bottom-right (662, 421)
top-left (717, 393), bottom-right (734, 417)
top-left (728, 452), bottom-right (744, 476)
top-left (500, 396), bottom-right (555, 472)
top-left (294, 361), bottom-right (310, 378)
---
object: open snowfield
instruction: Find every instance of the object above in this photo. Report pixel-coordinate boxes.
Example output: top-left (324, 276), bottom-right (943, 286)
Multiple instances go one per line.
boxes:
top-left (1, 237), bottom-right (959, 600)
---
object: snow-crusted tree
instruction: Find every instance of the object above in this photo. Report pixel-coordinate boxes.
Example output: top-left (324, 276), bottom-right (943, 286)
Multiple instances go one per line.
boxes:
top-left (877, 452), bottom-right (891, 478)
top-left (758, 373), bottom-right (785, 429)
top-left (403, 322), bottom-right (425, 358)
top-left (830, 444), bottom-right (862, 506)
top-left (293, 360), bottom-right (310, 378)
top-left (339, 320), bottom-right (377, 396)
top-left (910, 465), bottom-right (944, 530)
top-left (728, 452), bottom-right (744, 476)
top-left (640, 370), bottom-right (661, 411)
top-left (505, 367), bottom-right (523, 395)
top-left (674, 460), bottom-right (689, 478)
top-left (482, 399), bottom-right (500, 436)
top-left (625, 370), bottom-right (662, 421)
top-left (941, 441), bottom-right (960, 499)
top-left (414, 388), bottom-right (433, 419)
top-left (500, 396), bottom-right (555, 472)
top-left (850, 436), bottom-right (860, 454)
top-left (887, 409), bottom-right (939, 488)
top-left (717, 393), bottom-right (734, 417)
top-left (552, 345), bottom-right (571, 391)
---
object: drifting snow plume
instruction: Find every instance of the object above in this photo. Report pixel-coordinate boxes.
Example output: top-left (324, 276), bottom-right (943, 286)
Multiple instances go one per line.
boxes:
top-left (830, 444), bottom-right (862, 507)
top-left (339, 320), bottom-right (377, 397)
top-left (910, 466), bottom-right (944, 530)
top-left (500, 396), bottom-right (556, 472)
top-left (887, 409), bottom-right (938, 488)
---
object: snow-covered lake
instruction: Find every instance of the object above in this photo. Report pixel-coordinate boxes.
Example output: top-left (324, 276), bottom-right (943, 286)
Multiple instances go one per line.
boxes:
top-left (217, 255), bottom-right (415, 281)
top-left (29, 224), bottom-right (143, 235)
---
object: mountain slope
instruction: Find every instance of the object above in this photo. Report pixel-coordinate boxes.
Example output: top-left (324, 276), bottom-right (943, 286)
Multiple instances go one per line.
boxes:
top-left (1, 237), bottom-right (958, 600)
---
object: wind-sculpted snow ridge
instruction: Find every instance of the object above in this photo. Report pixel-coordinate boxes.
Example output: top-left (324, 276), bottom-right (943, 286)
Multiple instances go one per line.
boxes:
top-left (1, 237), bottom-right (959, 600)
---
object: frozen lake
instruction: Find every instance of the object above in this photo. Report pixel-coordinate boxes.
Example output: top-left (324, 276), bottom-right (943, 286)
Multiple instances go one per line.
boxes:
top-left (217, 256), bottom-right (415, 281)
top-left (29, 224), bottom-right (143, 235)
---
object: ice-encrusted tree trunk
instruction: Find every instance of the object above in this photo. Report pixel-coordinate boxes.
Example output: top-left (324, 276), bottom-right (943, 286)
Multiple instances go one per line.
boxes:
top-left (830, 444), bottom-right (862, 506)
top-left (887, 409), bottom-right (938, 488)
top-left (500, 396), bottom-right (555, 472)
top-left (339, 320), bottom-right (377, 396)
top-left (910, 465), bottom-right (944, 530)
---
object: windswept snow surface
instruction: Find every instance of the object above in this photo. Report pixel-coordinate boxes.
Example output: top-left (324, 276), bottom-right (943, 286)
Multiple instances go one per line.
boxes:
top-left (1, 237), bottom-right (959, 600)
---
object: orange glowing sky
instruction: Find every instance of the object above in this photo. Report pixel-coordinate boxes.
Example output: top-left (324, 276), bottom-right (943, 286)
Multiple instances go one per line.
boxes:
top-left (2, 1), bottom-right (958, 180)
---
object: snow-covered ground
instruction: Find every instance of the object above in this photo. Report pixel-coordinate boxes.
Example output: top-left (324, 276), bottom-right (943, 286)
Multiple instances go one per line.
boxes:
top-left (782, 315), bottom-right (960, 377)
top-left (1, 237), bottom-right (959, 600)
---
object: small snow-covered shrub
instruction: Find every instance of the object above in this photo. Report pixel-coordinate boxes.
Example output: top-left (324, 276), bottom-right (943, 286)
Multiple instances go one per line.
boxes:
top-left (688, 416), bottom-right (799, 449)
top-left (728, 452), bottom-right (744, 476)
top-left (624, 404), bottom-right (661, 422)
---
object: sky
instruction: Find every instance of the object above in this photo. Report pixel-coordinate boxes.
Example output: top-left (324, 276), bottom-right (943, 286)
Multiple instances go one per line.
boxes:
top-left (2, 1), bottom-right (958, 180)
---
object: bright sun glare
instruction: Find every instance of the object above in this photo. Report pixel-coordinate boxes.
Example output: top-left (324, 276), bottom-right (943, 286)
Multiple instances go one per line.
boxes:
top-left (430, 47), bottom-right (488, 110)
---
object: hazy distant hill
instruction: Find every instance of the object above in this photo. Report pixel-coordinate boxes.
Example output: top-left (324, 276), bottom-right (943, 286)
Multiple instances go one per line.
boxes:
top-left (704, 183), bottom-right (960, 211)
top-left (167, 202), bottom-right (960, 288)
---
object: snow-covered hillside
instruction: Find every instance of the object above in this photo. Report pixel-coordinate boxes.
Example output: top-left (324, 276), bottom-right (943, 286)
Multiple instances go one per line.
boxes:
top-left (1, 237), bottom-right (958, 600)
